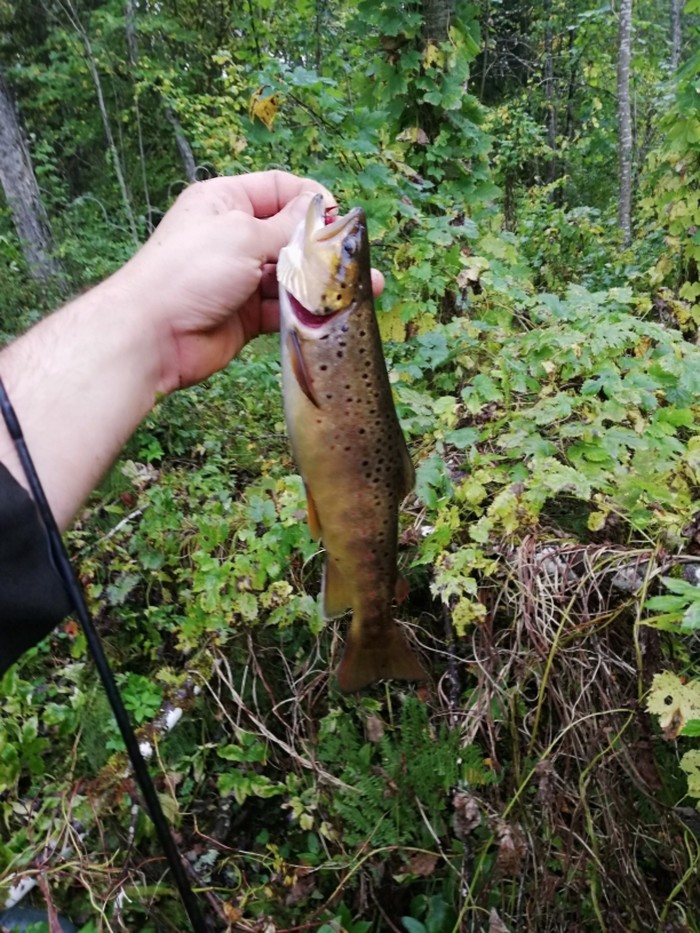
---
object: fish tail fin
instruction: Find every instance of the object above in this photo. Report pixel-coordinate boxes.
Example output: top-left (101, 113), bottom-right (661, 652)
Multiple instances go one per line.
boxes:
top-left (336, 616), bottom-right (427, 693)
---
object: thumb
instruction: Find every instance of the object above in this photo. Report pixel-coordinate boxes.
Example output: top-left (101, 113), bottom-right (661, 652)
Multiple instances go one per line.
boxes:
top-left (257, 191), bottom-right (315, 262)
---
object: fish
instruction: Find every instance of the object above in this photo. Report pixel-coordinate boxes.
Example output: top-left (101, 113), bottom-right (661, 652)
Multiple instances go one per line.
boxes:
top-left (277, 193), bottom-right (426, 693)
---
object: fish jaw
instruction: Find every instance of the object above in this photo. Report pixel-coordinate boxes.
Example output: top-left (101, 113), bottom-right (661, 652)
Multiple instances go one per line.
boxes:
top-left (277, 194), bottom-right (368, 319)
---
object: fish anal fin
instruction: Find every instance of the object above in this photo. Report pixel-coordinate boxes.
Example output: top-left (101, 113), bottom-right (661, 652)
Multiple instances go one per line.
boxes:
top-left (304, 483), bottom-right (322, 540)
top-left (286, 329), bottom-right (319, 408)
top-left (336, 616), bottom-right (427, 693)
top-left (398, 436), bottom-right (415, 499)
top-left (322, 556), bottom-right (353, 618)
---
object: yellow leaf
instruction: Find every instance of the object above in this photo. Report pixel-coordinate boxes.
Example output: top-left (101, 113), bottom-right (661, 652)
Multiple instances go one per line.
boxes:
top-left (378, 305), bottom-right (407, 342)
top-left (680, 750), bottom-right (700, 799)
top-left (452, 597), bottom-right (487, 636)
top-left (647, 672), bottom-right (700, 739)
top-left (249, 86), bottom-right (283, 130)
top-left (587, 510), bottom-right (608, 532)
top-left (423, 40), bottom-right (444, 68)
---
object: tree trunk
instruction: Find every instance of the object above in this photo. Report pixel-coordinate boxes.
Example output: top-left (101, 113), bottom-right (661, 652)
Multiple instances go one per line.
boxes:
top-left (543, 0), bottom-right (557, 184)
top-left (0, 67), bottom-right (63, 285)
top-left (62, 0), bottom-right (139, 245)
top-left (670, 0), bottom-right (682, 70)
top-left (163, 105), bottom-right (197, 183)
top-left (617, 0), bottom-right (633, 246)
top-left (125, 0), bottom-right (153, 233)
top-left (422, 0), bottom-right (453, 42)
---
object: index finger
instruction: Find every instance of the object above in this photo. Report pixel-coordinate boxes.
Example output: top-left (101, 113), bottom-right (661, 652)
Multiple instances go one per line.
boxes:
top-left (173, 171), bottom-right (334, 220)
top-left (234, 170), bottom-right (335, 219)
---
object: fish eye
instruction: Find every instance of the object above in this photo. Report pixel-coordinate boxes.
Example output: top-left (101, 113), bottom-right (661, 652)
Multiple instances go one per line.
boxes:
top-left (342, 235), bottom-right (359, 259)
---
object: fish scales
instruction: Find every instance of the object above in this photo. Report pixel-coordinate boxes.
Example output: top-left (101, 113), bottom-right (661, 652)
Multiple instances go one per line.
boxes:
top-left (277, 194), bottom-right (426, 692)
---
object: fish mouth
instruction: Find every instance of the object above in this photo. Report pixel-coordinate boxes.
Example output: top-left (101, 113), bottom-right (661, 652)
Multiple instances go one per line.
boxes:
top-left (288, 292), bottom-right (335, 328)
top-left (313, 199), bottom-right (363, 243)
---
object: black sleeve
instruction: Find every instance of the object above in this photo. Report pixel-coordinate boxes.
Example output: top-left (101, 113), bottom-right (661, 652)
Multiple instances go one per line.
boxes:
top-left (0, 463), bottom-right (72, 675)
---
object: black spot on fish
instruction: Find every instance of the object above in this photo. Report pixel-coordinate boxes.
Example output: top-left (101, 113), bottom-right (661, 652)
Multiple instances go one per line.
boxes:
top-left (337, 351), bottom-right (344, 358)
top-left (320, 364), bottom-right (328, 371)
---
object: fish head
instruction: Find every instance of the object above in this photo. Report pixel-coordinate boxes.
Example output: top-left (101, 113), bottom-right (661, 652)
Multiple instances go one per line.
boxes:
top-left (277, 193), bottom-right (371, 327)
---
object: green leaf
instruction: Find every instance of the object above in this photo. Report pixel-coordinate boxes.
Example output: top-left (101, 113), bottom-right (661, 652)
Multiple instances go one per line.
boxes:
top-left (681, 602), bottom-right (700, 632)
top-left (444, 427), bottom-right (480, 449)
top-left (402, 919), bottom-right (428, 933)
top-left (644, 595), bottom-right (690, 612)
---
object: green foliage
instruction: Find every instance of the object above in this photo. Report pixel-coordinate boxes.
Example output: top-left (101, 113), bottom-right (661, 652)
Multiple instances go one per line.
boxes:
top-left (640, 47), bottom-right (700, 310)
top-left (316, 698), bottom-right (481, 848)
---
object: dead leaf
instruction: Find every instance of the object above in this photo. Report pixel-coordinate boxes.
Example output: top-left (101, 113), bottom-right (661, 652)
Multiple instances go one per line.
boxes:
top-left (366, 714), bottom-right (385, 743)
top-left (495, 819), bottom-right (527, 876)
top-left (396, 126), bottom-right (430, 145)
top-left (222, 902), bottom-right (243, 923)
top-left (63, 619), bottom-right (80, 638)
top-left (406, 852), bottom-right (438, 877)
top-left (489, 907), bottom-right (510, 933)
top-left (452, 791), bottom-right (481, 839)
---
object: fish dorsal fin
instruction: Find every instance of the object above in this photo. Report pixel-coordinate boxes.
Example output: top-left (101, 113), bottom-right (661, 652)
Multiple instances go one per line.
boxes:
top-left (304, 482), bottom-right (322, 540)
top-left (322, 556), bottom-right (353, 619)
top-left (286, 329), bottom-right (319, 408)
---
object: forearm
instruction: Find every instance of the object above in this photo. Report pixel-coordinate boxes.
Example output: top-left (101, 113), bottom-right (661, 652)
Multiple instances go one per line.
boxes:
top-left (0, 272), bottom-right (162, 531)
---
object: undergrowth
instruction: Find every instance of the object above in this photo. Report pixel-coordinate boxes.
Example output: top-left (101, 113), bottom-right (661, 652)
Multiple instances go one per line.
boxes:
top-left (2, 268), bottom-right (699, 931)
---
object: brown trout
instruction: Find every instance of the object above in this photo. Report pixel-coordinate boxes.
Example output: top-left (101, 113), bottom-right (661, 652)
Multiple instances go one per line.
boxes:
top-left (277, 194), bottom-right (426, 693)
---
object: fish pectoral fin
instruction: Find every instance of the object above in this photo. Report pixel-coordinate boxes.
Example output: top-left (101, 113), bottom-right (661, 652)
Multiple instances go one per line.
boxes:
top-left (286, 328), bottom-right (319, 408)
top-left (394, 574), bottom-right (410, 605)
top-left (305, 483), bottom-right (322, 540)
top-left (322, 556), bottom-right (353, 618)
top-left (336, 616), bottom-right (427, 693)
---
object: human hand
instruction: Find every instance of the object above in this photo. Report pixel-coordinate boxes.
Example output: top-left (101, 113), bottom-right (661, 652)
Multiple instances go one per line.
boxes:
top-left (116, 171), bottom-right (384, 394)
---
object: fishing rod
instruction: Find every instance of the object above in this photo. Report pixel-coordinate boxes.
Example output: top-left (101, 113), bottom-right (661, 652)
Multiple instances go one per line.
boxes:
top-left (0, 376), bottom-right (208, 932)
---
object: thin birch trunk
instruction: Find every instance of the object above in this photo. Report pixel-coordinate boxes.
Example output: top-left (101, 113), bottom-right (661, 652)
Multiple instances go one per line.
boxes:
top-left (163, 105), bottom-right (197, 183)
top-left (617, 0), bottom-right (633, 246)
top-left (543, 0), bottom-right (557, 184)
top-left (0, 67), bottom-right (64, 285)
top-left (59, 0), bottom-right (139, 245)
top-left (670, 0), bottom-right (682, 70)
top-left (125, 0), bottom-right (153, 233)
